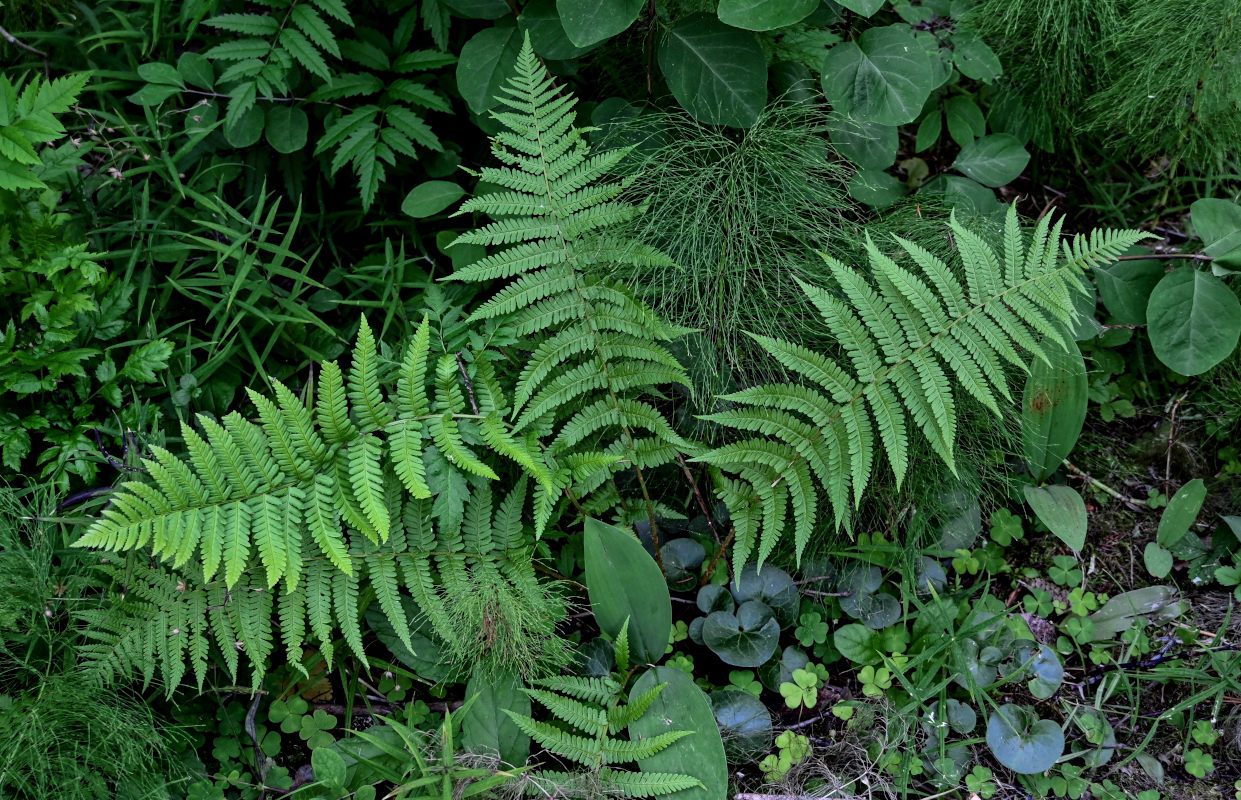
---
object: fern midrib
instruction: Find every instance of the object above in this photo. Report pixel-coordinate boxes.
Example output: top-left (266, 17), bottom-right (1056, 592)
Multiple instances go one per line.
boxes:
top-left (523, 83), bottom-right (662, 540)
top-left (754, 253), bottom-right (1082, 491)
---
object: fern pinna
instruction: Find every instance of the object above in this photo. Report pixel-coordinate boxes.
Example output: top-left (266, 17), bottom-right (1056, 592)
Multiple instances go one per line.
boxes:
top-left (73, 316), bottom-right (567, 690)
top-left (698, 207), bottom-right (1147, 567)
top-left (445, 35), bottom-right (694, 527)
top-left (507, 675), bottom-right (703, 798)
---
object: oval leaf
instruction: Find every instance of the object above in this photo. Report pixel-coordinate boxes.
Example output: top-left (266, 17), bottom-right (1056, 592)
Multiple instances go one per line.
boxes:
top-left (265, 105), bottom-right (309, 154)
top-left (717, 0), bottom-right (817, 31)
top-left (986, 704), bottom-right (1064, 774)
top-left (952, 133), bottom-right (1030, 187)
top-left (711, 689), bottom-right (772, 761)
top-left (402, 181), bottom-right (465, 218)
top-left (1156, 478), bottom-right (1206, 547)
top-left (311, 747), bottom-right (347, 788)
top-left (1094, 256), bottom-right (1164, 325)
top-left (659, 15), bottom-right (767, 128)
top-left (584, 517), bottom-right (671, 664)
top-left (456, 26), bottom-right (521, 115)
top-left (462, 671), bottom-right (531, 767)
top-left (1143, 542), bottom-right (1173, 579)
top-left (1021, 337), bottom-right (1087, 481)
top-left (520, 0), bottom-right (592, 59)
top-left (1023, 484), bottom-right (1087, 552)
top-left (1146, 266), bottom-right (1241, 375)
top-left (556, 0), bottom-right (643, 47)
top-left (1191, 198), bottom-right (1241, 267)
top-left (629, 667), bottom-right (727, 800)
top-left (821, 25), bottom-right (933, 126)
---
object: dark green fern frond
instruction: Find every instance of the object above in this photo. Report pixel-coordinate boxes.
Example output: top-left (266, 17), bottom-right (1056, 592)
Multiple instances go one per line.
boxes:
top-left (446, 35), bottom-right (694, 523)
top-left (505, 675), bottom-right (701, 797)
top-left (698, 206), bottom-right (1147, 567)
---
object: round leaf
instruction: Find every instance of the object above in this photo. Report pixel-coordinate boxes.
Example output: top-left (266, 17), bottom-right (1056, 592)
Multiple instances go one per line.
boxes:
top-left (177, 52), bottom-right (214, 89)
top-left (265, 105), bottom-right (309, 154)
top-left (311, 747), bottom-right (347, 788)
top-left (821, 25), bottom-right (933, 126)
top-left (702, 605), bottom-right (781, 667)
top-left (717, 0), bottom-right (817, 31)
top-left (986, 704), bottom-right (1064, 774)
top-left (225, 105), bottom-right (266, 148)
top-left (1146, 266), bottom-right (1241, 375)
top-left (1191, 198), bottom-right (1241, 267)
top-left (456, 26), bottom-right (521, 115)
top-left (1021, 336), bottom-right (1087, 481)
top-left (952, 133), bottom-right (1030, 187)
top-left (759, 646), bottom-right (810, 690)
top-left (833, 622), bottom-right (881, 664)
top-left (557, 0), bottom-right (643, 47)
top-left (697, 583), bottom-right (734, 614)
top-left (711, 688), bottom-right (772, 761)
top-left (1156, 479), bottom-right (1206, 547)
top-left (661, 537), bottom-right (706, 588)
top-left (951, 34), bottom-right (1001, 82)
top-left (828, 117), bottom-right (897, 170)
top-left (401, 181), bottom-right (466, 218)
top-left (659, 15), bottom-right (767, 128)
top-left (584, 518), bottom-right (671, 664)
top-left (1093, 256), bottom-right (1164, 325)
top-left (1143, 542), bottom-right (1173, 579)
top-left (1023, 484), bottom-right (1087, 552)
top-left (730, 563), bottom-right (799, 627)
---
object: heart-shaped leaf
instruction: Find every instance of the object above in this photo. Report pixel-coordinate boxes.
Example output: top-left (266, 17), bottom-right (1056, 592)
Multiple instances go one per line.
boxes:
top-left (711, 689), bottom-right (772, 761)
top-left (986, 704), bottom-right (1064, 774)
top-left (1146, 267), bottom-right (1241, 375)
top-left (758, 646), bottom-right (809, 690)
top-left (731, 563), bottom-right (799, 627)
top-left (702, 601), bottom-right (781, 667)
top-left (1024, 485), bottom-right (1087, 552)
top-left (821, 24), bottom-right (933, 126)
top-left (1156, 479), bottom-right (1206, 547)
top-left (659, 15), bottom-right (767, 128)
top-left (1094, 254), bottom-right (1164, 325)
top-left (697, 584), bottom-right (734, 614)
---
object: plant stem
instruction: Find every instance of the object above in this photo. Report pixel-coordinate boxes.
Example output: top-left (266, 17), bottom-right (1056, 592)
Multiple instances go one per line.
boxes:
top-left (1062, 460), bottom-right (1148, 509)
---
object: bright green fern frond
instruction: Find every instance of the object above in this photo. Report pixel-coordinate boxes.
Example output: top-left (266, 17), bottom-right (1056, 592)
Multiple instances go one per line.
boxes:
top-left (701, 205), bottom-right (1147, 562)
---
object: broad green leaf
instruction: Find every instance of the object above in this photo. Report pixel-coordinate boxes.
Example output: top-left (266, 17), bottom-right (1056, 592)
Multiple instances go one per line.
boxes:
top-left (440, 0), bottom-right (510, 18)
top-left (137, 62), bottom-right (184, 87)
top-left (952, 134), bottom-right (1029, 187)
top-left (311, 747), bottom-right (347, 788)
top-left (837, 0), bottom-right (886, 15)
top-left (919, 175), bottom-right (999, 214)
top-left (583, 518), bottom-right (671, 664)
top-left (225, 104), bottom-right (265, 147)
top-left (456, 25), bottom-right (521, 115)
top-left (701, 602), bottom-right (781, 667)
top-left (128, 84), bottom-right (182, 106)
top-left (265, 105), bottom-right (309, 154)
top-left (1021, 337), bottom-right (1087, 481)
top-left (944, 95), bottom-right (985, 147)
top-left (833, 623), bottom-right (881, 664)
top-left (828, 117), bottom-right (897, 170)
top-left (711, 689), bottom-right (772, 761)
top-left (1190, 198), bottom-right (1241, 268)
top-left (1023, 485), bottom-right (1086, 552)
top-left (629, 667), bottom-right (725, 800)
top-left (520, 0), bottom-right (591, 59)
top-left (915, 109), bottom-right (942, 151)
top-left (951, 34), bottom-right (1001, 82)
top-left (730, 564), bottom-right (799, 627)
top-left (849, 169), bottom-right (906, 208)
top-left (462, 671), bottom-right (531, 767)
top-left (1093, 256), bottom-right (1163, 324)
top-left (659, 15), bottom-right (767, 128)
top-left (1087, 586), bottom-right (1186, 641)
top-left (178, 52), bottom-right (214, 89)
top-left (557, 0), bottom-right (643, 47)
top-left (1147, 267), bottom-right (1241, 375)
top-left (821, 25), bottom-right (933, 126)
top-left (717, 0), bottom-right (817, 31)
top-left (986, 704), bottom-right (1064, 774)
top-left (401, 181), bottom-right (465, 218)
top-left (1156, 479), bottom-right (1206, 547)
top-left (1143, 542), bottom-right (1173, 578)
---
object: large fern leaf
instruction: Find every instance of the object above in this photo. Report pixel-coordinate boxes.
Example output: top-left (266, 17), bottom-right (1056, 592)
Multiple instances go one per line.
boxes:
top-left (698, 206), bottom-right (1147, 567)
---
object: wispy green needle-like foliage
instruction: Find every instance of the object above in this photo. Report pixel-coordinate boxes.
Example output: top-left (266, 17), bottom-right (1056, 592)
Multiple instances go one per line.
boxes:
top-left (599, 103), bottom-right (856, 401)
top-left (699, 207), bottom-right (1147, 567)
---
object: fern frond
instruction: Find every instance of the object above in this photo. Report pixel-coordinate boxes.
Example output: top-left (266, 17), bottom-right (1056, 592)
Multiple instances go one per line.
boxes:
top-left (700, 205), bottom-right (1147, 563)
